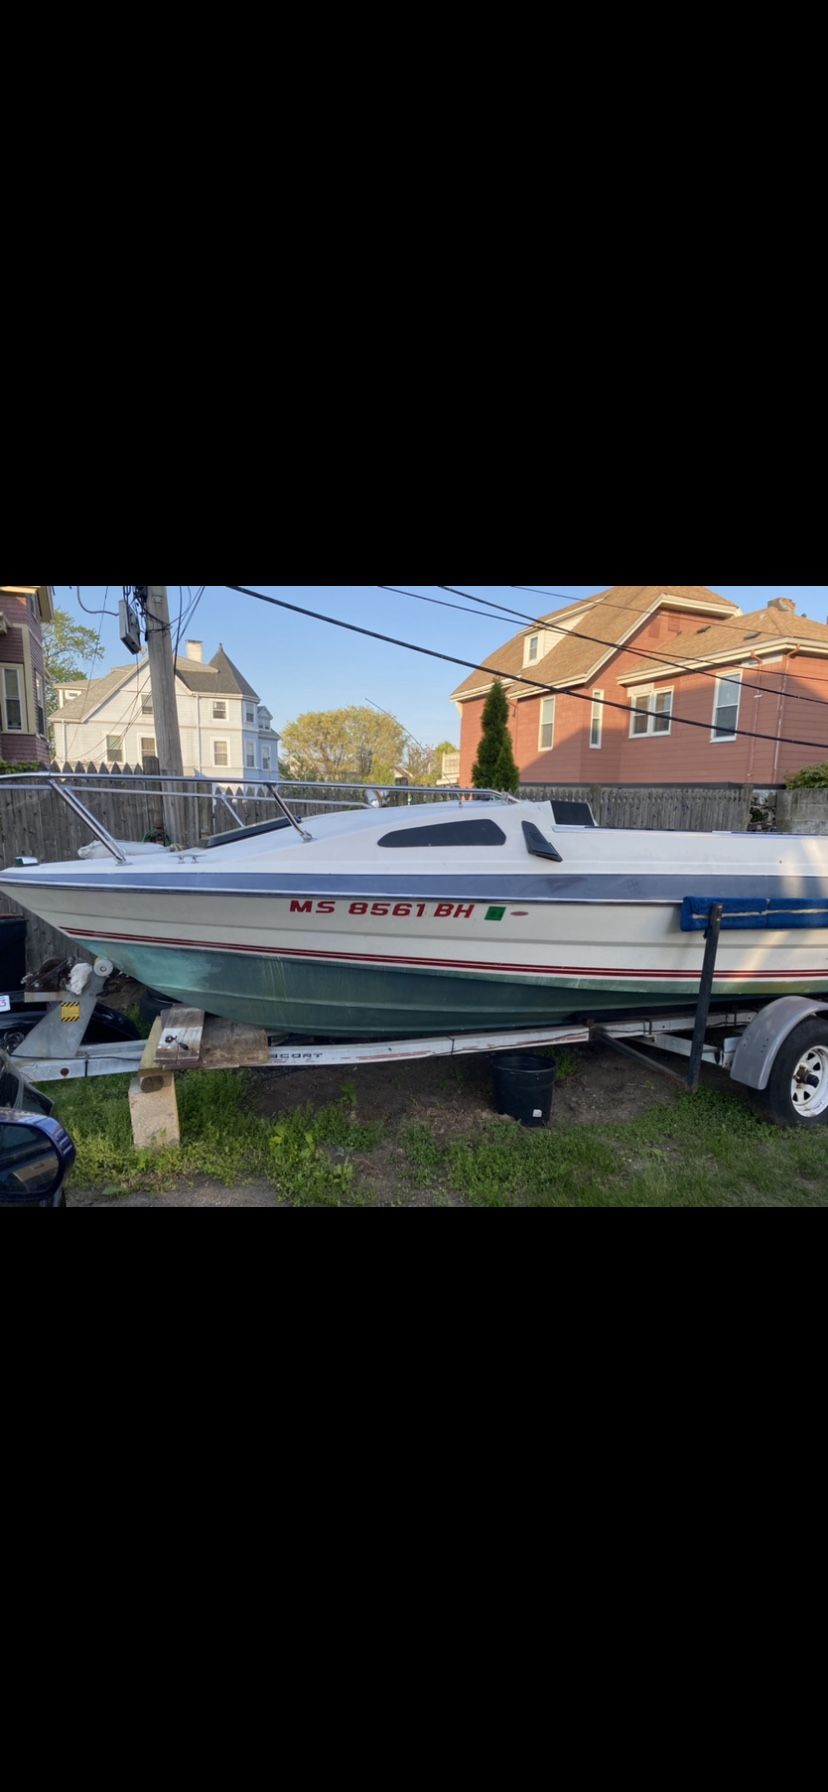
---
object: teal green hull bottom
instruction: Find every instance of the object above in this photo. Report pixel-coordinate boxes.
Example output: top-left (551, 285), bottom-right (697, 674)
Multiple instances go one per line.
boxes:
top-left (74, 939), bottom-right (828, 1039)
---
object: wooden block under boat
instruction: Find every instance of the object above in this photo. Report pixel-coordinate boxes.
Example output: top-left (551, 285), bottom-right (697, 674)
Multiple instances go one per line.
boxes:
top-left (139, 1009), bottom-right (270, 1072)
top-left (200, 1015), bottom-right (270, 1068)
top-left (153, 1006), bottom-right (207, 1068)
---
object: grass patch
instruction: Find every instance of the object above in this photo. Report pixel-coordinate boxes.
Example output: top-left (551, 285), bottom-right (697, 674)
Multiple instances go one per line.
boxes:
top-left (401, 1084), bottom-right (828, 1207)
top-left (53, 1071), bottom-right (385, 1204)
top-left (49, 1054), bottom-right (828, 1208)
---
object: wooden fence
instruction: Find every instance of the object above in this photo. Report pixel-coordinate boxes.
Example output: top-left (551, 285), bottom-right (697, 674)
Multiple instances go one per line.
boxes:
top-left (520, 782), bottom-right (755, 832)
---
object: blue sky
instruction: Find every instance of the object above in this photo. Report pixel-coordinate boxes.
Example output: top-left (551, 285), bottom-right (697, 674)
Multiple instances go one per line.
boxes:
top-left (56, 586), bottom-right (828, 749)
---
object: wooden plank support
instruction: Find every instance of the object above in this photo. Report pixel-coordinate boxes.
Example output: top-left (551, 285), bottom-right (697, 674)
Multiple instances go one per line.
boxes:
top-left (129, 1071), bottom-right (180, 1149)
top-left (200, 1015), bottom-right (270, 1068)
top-left (154, 1005), bottom-right (206, 1068)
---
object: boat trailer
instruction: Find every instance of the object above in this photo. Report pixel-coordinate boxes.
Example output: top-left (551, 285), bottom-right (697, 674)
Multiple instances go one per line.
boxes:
top-left (3, 902), bottom-right (828, 1142)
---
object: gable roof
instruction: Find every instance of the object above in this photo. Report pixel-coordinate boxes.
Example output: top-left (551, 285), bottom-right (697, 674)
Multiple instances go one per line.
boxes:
top-left (450, 586), bottom-right (741, 701)
top-left (619, 601), bottom-right (828, 684)
top-left (53, 665), bottom-right (141, 723)
top-left (174, 646), bottom-right (260, 700)
top-left (55, 646), bottom-right (262, 719)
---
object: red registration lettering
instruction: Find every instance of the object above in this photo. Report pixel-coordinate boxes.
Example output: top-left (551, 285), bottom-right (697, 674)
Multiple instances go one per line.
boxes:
top-left (290, 900), bottom-right (313, 914)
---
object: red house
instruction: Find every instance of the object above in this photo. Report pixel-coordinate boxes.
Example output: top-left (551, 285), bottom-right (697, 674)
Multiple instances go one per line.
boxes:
top-left (451, 585), bottom-right (828, 788)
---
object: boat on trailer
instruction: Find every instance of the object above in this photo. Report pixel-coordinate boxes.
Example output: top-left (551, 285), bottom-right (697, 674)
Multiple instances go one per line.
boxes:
top-left (2, 776), bottom-right (828, 1039)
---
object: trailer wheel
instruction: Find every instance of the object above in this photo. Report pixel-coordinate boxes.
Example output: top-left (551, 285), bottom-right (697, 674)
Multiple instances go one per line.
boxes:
top-left (761, 1019), bottom-right (828, 1126)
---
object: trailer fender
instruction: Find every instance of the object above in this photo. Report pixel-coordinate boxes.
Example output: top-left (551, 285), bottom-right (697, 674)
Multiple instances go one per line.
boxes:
top-left (730, 997), bottom-right (828, 1091)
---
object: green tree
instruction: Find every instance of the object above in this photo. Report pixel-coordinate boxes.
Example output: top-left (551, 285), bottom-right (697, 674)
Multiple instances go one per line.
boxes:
top-left (281, 706), bottom-right (407, 784)
top-left (786, 761), bottom-right (828, 788)
top-left (42, 609), bottom-right (105, 712)
top-left (471, 682), bottom-right (519, 794)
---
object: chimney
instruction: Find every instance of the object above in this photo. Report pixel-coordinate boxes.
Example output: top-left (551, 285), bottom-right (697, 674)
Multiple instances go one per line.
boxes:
top-left (187, 640), bottom-right (204, 661)
top-left (768, 598), bottom-right (796, 613)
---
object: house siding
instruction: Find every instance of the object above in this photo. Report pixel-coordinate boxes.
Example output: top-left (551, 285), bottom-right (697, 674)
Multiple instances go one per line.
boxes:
top-left (0, 588), bottom-right (50, 764)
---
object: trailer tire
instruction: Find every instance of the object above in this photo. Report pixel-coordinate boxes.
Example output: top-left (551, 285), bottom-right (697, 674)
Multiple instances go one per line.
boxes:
top-left (761, 1019), bottom-right (828, 1126)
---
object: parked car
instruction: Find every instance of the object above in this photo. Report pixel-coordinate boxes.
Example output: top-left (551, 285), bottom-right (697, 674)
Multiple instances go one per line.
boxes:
top-left (0, 1111), bottom-right (75, 1207)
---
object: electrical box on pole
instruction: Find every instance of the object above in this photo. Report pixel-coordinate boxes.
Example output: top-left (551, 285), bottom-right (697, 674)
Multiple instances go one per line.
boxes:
top-left (119, 598), bottom-right (142, 656)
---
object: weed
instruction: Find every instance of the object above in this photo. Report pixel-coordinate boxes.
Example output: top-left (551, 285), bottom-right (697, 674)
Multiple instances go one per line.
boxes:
top-left (53, 1073), bottom-right (383, 1204)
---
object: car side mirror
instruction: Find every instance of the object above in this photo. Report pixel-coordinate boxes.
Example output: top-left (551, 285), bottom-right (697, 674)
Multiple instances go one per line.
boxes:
top-left (0, 1112), bottom-right (76, 1207)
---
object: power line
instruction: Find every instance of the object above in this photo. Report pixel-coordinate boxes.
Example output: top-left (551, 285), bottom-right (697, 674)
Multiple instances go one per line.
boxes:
top-left (434, 585), bottom-right (828, 712)
top-left (75, 585), bottom-right (119, 619)
top-left (376, 582), bottom-right (828, 714)
top-left (62, 674), bottom-right (148, 768)
top-left (385, 582), bottom-right (828, 726)
top-left (225, 585), bottom-right (828, 754)
top-left (62, 589), bottom-right (110, 758)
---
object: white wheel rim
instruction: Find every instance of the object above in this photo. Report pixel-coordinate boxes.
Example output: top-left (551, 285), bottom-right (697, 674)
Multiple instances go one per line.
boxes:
top-left (790, 1045), bottom-right (828, 1117)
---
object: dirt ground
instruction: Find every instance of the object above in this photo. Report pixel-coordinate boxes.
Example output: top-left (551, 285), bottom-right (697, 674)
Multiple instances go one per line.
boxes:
top-left (66, 1036), bottom-right (700, 1207)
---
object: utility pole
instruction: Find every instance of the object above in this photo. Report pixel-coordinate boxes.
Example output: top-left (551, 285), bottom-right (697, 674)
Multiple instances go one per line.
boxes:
top-left (137, 586), bottom-right (188, 847)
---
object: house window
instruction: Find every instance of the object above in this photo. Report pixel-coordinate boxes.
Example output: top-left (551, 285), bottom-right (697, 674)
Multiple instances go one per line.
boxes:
top-left (140, 737), bottom-right (157, 761)
top-left (539, 697), bottom-right (555, 751)
top-left (630, 689), bottom-right (673, 737)
top-left (35, 672), bottom-right (45, 736)
top-left (3, 668), bottom-right (23, 731)
top-left (213, 701), bottom-right (227, 720)
top-left (107, 736), bottom-right (124, 763)
top-left (590, 690), bottom-right (603, 749)
top-left (246, 746), bottom-right (255, 767)
top-left (262, 751), bottom-right (271, 771)
top-left (246, 707), bottom-right (255, 725)
top-left (527, 635), bottom-right (539, 662)
top-left (141, 694), bottom-right (153, 715)
top-left (712, 672), bottom-right (742, 740)
top-left (213, 739), bottom-right (229, 767)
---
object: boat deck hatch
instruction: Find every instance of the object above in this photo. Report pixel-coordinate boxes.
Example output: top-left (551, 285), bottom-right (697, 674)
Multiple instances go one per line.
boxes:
top-left (522, 820), bottom-right (563, 863)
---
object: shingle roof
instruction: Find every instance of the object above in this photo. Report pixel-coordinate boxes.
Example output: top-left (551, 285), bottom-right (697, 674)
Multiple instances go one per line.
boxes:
top-left (173, 646), bottom-right (260, 700)
top-left (56, 646), bottom-right (262, 716)
top-left (450, 586), bottom-right (740, 700)
top-left (620, 602), bottom-right (828, 681)
top-left (53, 666), bottom-right (140, 723)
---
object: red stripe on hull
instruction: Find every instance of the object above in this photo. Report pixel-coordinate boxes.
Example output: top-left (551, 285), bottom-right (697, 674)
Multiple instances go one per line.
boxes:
top-left (63, 925), bottom-right (828, 983)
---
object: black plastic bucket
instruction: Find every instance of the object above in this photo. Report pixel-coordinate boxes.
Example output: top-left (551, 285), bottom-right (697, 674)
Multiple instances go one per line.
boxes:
top-left (492, 1052), bottom-right (556, 1127)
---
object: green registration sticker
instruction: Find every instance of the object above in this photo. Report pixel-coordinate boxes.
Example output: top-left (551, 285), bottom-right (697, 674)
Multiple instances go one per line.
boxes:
top-left (485, 905), bottom-right (506, 922)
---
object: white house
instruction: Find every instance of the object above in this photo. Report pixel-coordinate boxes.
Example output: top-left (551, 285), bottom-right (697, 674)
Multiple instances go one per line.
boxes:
top-left (52, 640), bottom-right (281, 781)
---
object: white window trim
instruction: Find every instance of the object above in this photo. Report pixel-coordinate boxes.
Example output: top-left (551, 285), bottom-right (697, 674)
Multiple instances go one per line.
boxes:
top-left (2, 666), bottom-right (24, 732)
top-left (629, 686), bottom-right (674, 739)
top-left (538, 696), bottom-right (556, 752)
top-left (590, 689), bottom-right (604, 749)
top-left (212, 701), bottom-right (227, 720)
top-left (213, 738), bottom-right (230, 767)
top-left (106, 735), bottom-right (124, 763)
top-left (527, 634), bottom-right (539, 664)
top-left (710, 671), bottom-right (742, 742)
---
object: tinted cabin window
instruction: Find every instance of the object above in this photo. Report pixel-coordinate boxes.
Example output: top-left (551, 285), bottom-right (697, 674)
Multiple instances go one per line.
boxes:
top-left (378, 820), bottom-right (507, 848)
